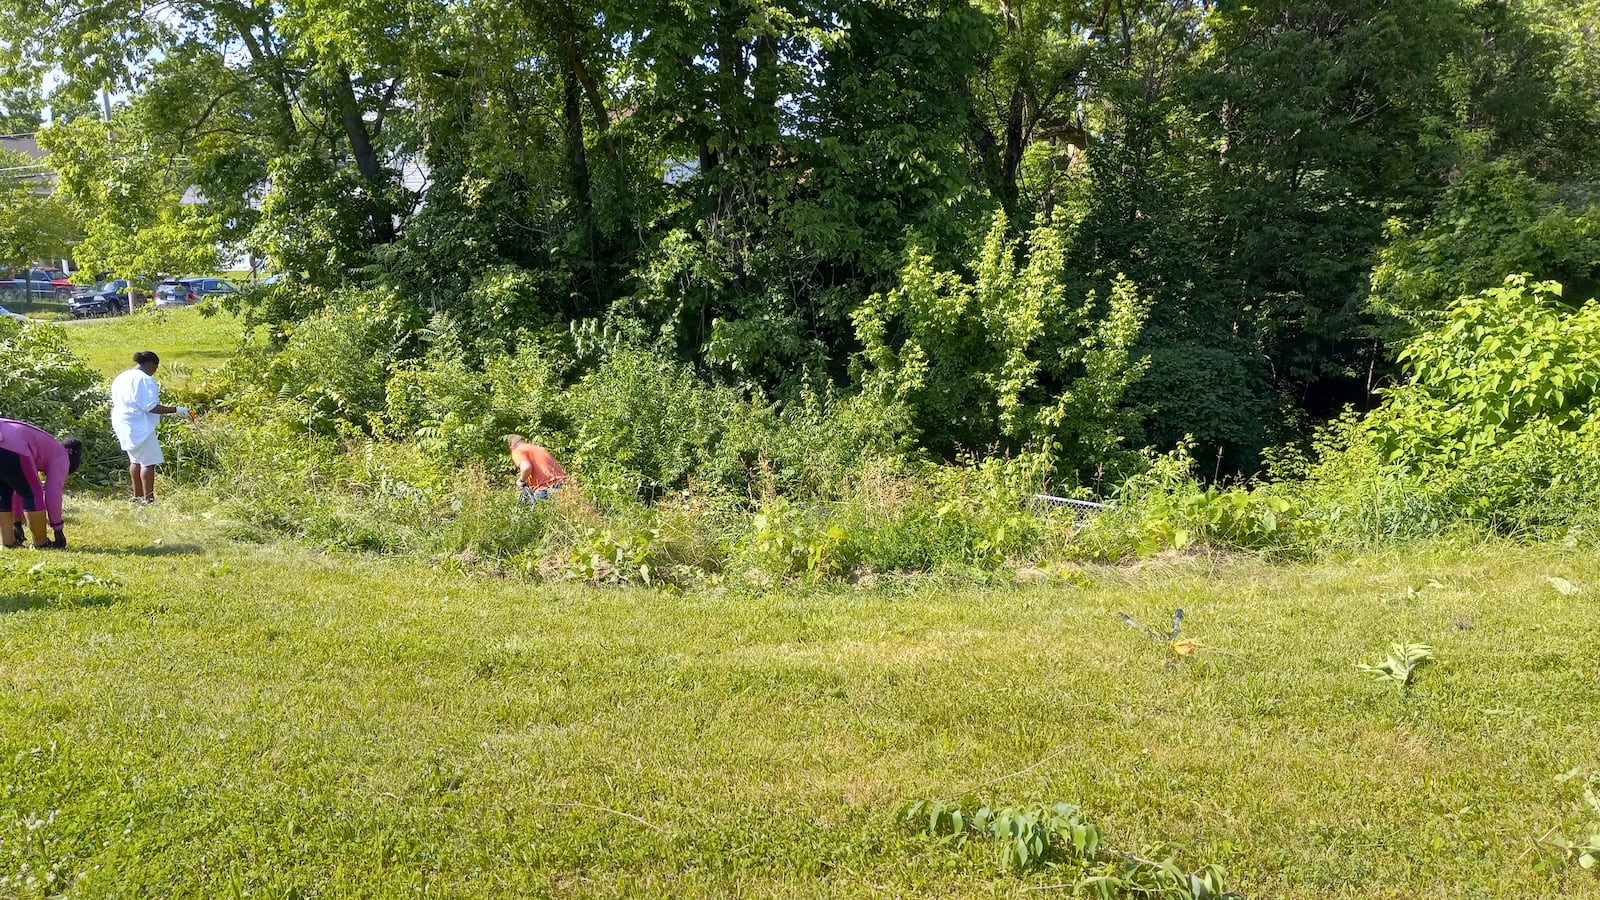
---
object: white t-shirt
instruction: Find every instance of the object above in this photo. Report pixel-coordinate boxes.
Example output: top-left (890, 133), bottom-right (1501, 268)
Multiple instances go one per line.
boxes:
top-left (110, 368), bottom-right (162, 450)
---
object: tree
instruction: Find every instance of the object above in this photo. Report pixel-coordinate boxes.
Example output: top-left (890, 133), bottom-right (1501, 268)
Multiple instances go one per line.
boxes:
top-left (0, 0), bottom-right (423, 276)
top-left (0, 148), bottom-right (78, 264)
top-left (855, 211), bottom-right (1151, 473)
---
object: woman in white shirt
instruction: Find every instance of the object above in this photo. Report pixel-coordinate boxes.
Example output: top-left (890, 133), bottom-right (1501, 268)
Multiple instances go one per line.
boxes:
top-left (109, 351), bottom-right (189, 505)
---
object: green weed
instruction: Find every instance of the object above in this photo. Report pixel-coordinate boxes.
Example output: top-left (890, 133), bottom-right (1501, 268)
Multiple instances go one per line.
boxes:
top-left (902, 797), bottom-right (1238, 897)
top-left (1356, 642), bottom-right (1435, 690)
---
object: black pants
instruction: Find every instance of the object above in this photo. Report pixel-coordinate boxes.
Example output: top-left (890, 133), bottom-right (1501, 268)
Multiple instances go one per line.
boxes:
top-left (0, 447), bottom-right (40, 515)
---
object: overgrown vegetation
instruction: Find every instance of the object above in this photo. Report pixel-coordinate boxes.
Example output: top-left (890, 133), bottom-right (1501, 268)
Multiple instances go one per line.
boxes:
top-left (27, 266), bottom-right (1600, 588)
top-left (4, 0), bottom-right (1598, 472)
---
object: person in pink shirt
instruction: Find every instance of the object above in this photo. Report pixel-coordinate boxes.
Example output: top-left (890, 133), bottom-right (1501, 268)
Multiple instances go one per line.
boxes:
top-left (0, 418), bottom-right (82, 549)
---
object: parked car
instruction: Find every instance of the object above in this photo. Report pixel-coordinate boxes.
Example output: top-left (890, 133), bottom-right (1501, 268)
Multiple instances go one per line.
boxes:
top-left (44, 269), bottom-right (73, 293)
top-left (0, 304), bottom-right (25, 322)
top-left (3, 267), bottom-right (74, 298)
top-left (68, 280), bottom-right (135, 317)
top-left (153, 277), bottom-right (239, 307)
top-left (153, 279), bottom-right (193, 306)
top-left (191, 277), bottom-right (239, 299)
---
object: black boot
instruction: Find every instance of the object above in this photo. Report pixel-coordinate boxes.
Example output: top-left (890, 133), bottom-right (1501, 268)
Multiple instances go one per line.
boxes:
top-left (11, 522), bottom-right (21, 545)
top-left (46, 529), bottom-right (67, 550)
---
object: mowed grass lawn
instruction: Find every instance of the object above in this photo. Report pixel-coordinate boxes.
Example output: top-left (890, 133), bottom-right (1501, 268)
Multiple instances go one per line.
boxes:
top-left (3, 498), bottom-right (1600, 898)
top-left (55, 306), bottom-right (245, 386)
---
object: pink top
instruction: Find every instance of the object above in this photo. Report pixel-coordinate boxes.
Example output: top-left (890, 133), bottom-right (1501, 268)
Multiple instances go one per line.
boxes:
top-left (0, 419), bottom-right (69, 528)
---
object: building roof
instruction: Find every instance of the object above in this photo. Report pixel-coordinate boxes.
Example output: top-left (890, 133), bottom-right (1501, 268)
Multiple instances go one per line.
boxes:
top-left (0, 134), bottom-right (44, 160)
top-left (0, 134), bottom-right (52, 194)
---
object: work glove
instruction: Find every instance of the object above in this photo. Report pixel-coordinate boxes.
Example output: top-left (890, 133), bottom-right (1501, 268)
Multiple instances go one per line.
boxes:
top-left (175, 406), bottom-right (192, 420)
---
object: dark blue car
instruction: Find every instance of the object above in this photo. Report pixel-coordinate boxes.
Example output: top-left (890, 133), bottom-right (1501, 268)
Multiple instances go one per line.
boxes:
top-left (68, 280), bottom-right (135, 317)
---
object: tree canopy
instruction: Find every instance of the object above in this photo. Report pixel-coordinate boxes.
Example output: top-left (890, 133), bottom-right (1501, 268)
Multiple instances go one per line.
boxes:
top-left (4, 0), bottom-right (1597, 473)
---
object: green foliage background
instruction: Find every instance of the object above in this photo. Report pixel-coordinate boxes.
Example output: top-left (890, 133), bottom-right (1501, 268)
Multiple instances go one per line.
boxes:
top-left (2, 0), bottom-right (1594, 474)
top-left (4, 0), bottom-right (1600, 572)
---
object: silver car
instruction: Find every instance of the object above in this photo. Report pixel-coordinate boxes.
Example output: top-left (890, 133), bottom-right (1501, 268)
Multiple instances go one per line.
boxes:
top-left (153, 279), bottom-right (198, 307)
top-left (153, 277), bottom-right (238, 307)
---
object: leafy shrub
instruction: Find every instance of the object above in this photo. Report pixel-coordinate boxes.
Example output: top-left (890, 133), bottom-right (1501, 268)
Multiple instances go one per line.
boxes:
top-left (565, 523), bottom-right (663, 586)
top-left (708, 380), bottom-right (912, 501)
top-left (1070, 443), bottom-right (1317, 561)
top-left (1274, 412), bottom-right (1446, 546)
top-left (733, 497), bottom-right (854, 581)
top-left (550, 493), bottom-right (729, 588)
top-left (214, 279), bottom-right (333, 339)
top-left (385, 328), bottom-right (567, 464)
top-left (1320, 275), bottom-right (1600, 534)
top-left (256, 288), bottom-right (421, 436)
top-left (562, 347), bottom-right (742, 498)
top-left (1265, 275), bottom-right (1600, 543)
top-left (1369, 163), bottom-right (1600, 342)
top-left (1374, 276), bottom-right (1599, 472)
top-left (854, 210), bottom-right (1151, 475)
top-left (0, 318), bottom-right (117, 479)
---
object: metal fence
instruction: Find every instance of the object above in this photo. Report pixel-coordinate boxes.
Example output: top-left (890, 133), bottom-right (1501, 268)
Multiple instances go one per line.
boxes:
top-left (1027, 493), bottom-right (1113, 516)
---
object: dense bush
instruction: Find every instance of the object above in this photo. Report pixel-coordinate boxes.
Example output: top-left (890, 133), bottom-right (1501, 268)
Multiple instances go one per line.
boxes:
top-left (562, 348), bottom-right (746, 499)
top-left (253, 288), bottom-right (423, 436)
top-left (384, 326), bottom-right (902, 503)
top-left (1299, 276), bottom-right (1600, 537)
top-left (384, 330), bottom-right (568, 464)
top-left (854, 211), bottom-right (1151, 475)
top-left (1369, 164), bottom-right (1600, 341)
top-left (0, 318), bottom-right (117, 479)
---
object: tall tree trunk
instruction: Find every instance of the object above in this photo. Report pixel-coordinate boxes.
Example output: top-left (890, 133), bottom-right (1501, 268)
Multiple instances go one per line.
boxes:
top-left (568, 48), bottom-right (619, 171)
top-left (1001, 86), bottom-right (1026, 208)
top-left (752, 32), bottom-right (780, 146)
top-left (713, 25), bottom-right (742, 170)
top-left (709, 9), bottom-right (751, 248)
top-left (562, 65), bottom-right (599, 304)
top-left (332, 67), bottom-right (396, 245)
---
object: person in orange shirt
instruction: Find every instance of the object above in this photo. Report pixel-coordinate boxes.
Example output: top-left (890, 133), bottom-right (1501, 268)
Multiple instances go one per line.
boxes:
top-left (507, 435), bottom-right (568, 503)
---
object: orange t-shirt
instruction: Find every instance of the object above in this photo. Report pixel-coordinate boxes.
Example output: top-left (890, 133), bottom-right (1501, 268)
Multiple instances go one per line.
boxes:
top-left (512, 444), bottom-right (567, 490)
